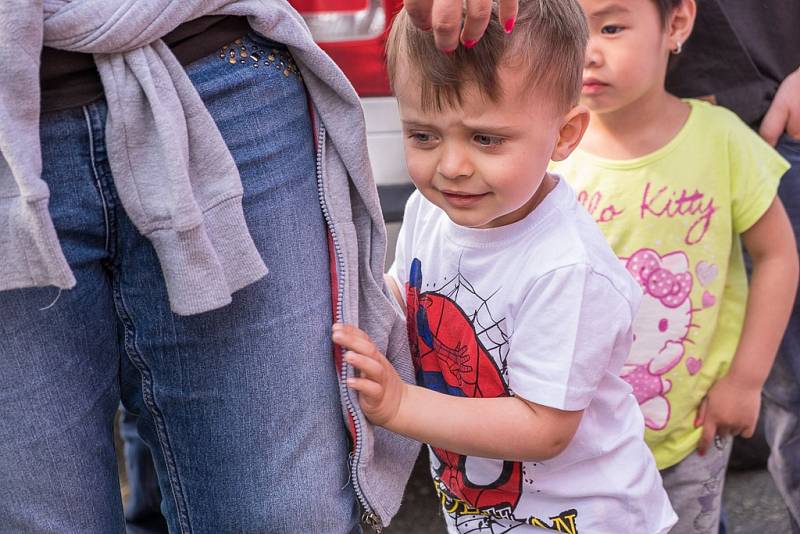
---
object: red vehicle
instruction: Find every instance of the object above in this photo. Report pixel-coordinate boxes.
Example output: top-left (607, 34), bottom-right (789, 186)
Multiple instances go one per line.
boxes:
top-left (289, 0), bottom-right (413, 244)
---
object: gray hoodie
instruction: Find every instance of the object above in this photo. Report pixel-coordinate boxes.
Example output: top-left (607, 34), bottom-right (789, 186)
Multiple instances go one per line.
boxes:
top-left (0, 0), bottom-right (418, 527)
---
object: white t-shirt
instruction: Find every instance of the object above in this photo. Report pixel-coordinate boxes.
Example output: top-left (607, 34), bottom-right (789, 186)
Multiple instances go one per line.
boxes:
top-left (389, 177), bottom-right (676, 534)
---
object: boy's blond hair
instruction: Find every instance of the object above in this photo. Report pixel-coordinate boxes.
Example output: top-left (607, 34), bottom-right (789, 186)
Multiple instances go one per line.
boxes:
top-left (386, 0), bottom-right (588, 113)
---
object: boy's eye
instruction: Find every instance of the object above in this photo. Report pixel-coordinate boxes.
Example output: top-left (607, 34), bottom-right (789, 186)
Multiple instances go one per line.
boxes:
top-left (474, 134), bottom-right (504, 146)
top-left (409, 132), bottom-right (434, 143)
top-left (601, 25), bottom-right (624, 35)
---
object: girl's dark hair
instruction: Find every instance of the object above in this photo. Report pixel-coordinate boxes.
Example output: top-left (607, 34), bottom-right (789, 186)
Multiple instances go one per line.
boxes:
top-left (653, 0), bottom-right (683, 22)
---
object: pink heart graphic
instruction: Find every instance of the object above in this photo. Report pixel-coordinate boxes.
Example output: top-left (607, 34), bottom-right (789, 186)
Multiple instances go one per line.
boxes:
top-left (686, 357), bottom-right (703, 375)
top-left (696, 261), bottom-right (718, 287)
top-left (702, 291), bottom-right (716, 309)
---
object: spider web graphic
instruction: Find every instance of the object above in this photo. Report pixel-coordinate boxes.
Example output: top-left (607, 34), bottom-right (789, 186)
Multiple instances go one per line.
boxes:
top-left (435, 258), bottom-right (511, 381)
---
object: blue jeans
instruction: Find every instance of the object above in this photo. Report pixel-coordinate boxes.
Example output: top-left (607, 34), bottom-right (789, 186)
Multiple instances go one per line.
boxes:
top-left (763, 134), bottom-right (800, 534)
top-left (0, 33), bottom-right (358, 533)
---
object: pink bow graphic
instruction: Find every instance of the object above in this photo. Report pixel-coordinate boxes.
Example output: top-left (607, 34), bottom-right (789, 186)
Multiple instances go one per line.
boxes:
top-left (626, 249), bottom-right (693, 308)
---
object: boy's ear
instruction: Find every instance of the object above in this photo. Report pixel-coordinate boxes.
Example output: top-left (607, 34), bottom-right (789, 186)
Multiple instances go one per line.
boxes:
top-left (551, 105), bottom-right (590, 162)
top-left (668, 0), bottom-right (696, 49)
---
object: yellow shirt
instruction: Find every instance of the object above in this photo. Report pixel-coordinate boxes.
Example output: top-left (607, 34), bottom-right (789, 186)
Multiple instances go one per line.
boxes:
top-left (552, 99), bottom-right (788, 469)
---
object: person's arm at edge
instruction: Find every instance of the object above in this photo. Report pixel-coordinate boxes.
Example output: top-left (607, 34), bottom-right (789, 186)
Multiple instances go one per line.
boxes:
top-left (696, 197), bottom-right (799, 454)
top-left (702, 66), bottom-right (800, 146)
top-left (332, 323), bottom-right (582, 462)
top-left (759, 67), bottom-right (800, 146)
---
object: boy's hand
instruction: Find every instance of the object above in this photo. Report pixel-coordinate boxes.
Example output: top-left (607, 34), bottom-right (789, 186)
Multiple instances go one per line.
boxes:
top-left (694, 374), bottom-right (761, 455)
top-left (332, 323), bottom-right (406, 427)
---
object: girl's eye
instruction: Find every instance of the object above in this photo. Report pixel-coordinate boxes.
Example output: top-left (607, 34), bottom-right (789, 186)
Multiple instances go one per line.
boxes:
top-left (601, 25), bottom-right (624, 35)
top-left (474, 134), bottom-right (504, 147)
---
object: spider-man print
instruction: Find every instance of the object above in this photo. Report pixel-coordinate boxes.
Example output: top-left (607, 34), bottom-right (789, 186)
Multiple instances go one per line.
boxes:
top-left (406, 258), bottom-right (523, 516)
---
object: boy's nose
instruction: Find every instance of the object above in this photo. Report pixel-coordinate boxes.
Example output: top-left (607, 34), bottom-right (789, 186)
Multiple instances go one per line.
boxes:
top-left (436, 143), bottom-right (473, 180)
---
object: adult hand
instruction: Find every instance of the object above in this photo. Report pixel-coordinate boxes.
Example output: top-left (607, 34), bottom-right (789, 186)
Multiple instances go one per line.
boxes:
top-left (759, 68), bottom-right (800, 146)
top-left (403, 0), bottom-right (519, 52)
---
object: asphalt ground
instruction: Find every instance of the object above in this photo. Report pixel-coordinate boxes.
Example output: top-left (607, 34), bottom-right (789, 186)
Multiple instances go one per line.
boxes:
top-left (384, 450), bottom-right (792, 533)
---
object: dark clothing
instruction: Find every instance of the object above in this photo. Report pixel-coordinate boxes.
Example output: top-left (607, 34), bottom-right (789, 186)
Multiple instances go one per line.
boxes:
top-left (40, 16), bottom-right (249, 112)
top-left (666, 0), bottom-right (800, 126)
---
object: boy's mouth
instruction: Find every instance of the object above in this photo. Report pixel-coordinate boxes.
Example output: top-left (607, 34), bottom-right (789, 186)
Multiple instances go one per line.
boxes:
top-left (440, 190), bottom-right (489, 208)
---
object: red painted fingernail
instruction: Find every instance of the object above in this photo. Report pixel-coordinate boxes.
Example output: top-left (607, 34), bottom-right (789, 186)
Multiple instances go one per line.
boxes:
top-left (504, 18), bottom-right (516, 33)
top-left (463, 39), bottom-right (477, 49)
top-left (442, 47), bottom-right (456, 54)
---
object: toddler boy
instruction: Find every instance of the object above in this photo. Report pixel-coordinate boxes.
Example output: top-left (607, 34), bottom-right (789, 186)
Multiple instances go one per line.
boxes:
top-left (332, 1), bottom-right (676, 531)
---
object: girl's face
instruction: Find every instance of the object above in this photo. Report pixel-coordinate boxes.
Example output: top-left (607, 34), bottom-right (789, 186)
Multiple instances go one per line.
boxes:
top-left (579, 0), bottom-right (675, 114)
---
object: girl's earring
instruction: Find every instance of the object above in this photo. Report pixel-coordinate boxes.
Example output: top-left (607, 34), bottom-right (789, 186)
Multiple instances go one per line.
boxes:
top-left (671, 41), bottom-right (683, 55)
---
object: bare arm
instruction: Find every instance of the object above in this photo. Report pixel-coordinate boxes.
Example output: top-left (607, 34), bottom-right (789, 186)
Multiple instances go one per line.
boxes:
top-left (384, 274), bottom-right (406, 315)
top-left (696, 198), bottom-right (799, 453)
top-left (390, 386), bottom-right (581, 461)
top-left (332, 323), bottom-right (582, 461)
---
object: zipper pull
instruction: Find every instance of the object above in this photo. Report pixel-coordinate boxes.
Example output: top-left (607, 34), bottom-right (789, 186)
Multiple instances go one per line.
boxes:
top-left (361, 511), bottom-right (383, 533)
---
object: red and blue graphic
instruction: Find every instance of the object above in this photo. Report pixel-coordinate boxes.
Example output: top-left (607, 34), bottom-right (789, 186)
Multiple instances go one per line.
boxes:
top-left (406, 258), bottom-right (522, 515)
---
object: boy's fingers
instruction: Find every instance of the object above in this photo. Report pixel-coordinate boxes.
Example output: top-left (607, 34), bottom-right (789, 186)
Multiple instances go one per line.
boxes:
top-left (346, 377), bottom-right (383, 399)
top-left (336, 335), bottom-right (381, 362)
top-left (431, 0), bottom-right (462, 52)
top-left (460, 0), bottom-right (492, 47)
top-left (741, 423), bottom-right (756, 439)
top-left (497, 0), bottom-right (518, 33)
top-left (332, 322), bottom-right (369, 340)
top-left (345, 351), bottom-right (385, 381)
top-left (404, 0), bottom-right (434, 31)
top-left (332, 324), bottom-right (376, 352)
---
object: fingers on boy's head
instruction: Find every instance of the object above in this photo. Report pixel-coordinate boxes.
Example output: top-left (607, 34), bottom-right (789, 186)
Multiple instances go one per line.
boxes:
top-left (386, 0), bottom-right (588, 113)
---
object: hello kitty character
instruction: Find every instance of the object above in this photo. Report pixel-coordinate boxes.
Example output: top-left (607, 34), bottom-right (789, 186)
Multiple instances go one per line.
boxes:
top-left (621, 249), bottom-right (694, 431)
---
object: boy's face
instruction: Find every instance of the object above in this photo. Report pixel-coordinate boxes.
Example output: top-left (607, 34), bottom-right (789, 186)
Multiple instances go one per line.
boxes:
top-left (579, 0), bottom-right (671, 114)
top-left (395, 61), bottom-right (568, 229)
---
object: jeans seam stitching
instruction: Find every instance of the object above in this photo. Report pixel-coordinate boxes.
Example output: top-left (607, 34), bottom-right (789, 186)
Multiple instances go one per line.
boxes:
top-left (111, 278), bottom-right (193, 534)
top-left (82, 105), bottom-right (112, 255)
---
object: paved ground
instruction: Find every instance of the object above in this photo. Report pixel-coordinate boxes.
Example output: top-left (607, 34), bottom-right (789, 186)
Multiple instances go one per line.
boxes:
top-left (724, 466), bottom-right (791, 533)
top-left (384, 451), bottom-right (792, 533)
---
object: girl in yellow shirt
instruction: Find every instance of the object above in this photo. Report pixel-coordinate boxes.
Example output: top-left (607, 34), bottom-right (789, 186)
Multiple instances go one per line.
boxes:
top-left (555, 0), bottom-right (798, 532)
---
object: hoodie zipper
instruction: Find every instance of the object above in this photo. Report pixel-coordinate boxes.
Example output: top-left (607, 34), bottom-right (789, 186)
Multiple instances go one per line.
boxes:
top-left (314, 122), bottom-right (382, 532)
